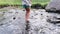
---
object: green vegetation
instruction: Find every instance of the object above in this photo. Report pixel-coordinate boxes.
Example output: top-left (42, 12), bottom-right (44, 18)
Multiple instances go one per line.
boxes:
top-left (32, 0), bottom-right (50, 5)
top-left (0, 0), bottom-right (50, 8)
top-left (0, 0), bottom-right (21, 5)
top-left (0, 0), bottom-right (50, 5)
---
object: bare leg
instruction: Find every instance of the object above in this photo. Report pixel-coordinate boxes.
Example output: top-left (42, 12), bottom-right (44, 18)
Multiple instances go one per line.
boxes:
top-left (25, 8), bottom-right (30, 34)
top-left (25, 8), bottom-right (30, 21)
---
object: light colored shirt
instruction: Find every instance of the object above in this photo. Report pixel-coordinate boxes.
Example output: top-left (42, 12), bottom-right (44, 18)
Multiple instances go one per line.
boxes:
top-left (22, 0), bottom-right (31, 6)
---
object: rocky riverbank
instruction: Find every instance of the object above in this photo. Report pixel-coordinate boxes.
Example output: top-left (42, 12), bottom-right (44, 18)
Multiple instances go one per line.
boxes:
top-left (0, 7), bottom-right (60, 34)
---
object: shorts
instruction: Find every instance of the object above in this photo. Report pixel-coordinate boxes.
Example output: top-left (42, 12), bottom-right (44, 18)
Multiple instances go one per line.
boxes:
top-left (23, 5), bottom-right (30, 8)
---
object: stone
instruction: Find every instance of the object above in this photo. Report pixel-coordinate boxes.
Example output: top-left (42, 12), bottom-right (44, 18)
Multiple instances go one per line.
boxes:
top-left (1, 7), bottom-right (60, 34)
top-left (0, 8), bottom-right (26, 34)
top-left (46, 0), bottom-right (60, 10)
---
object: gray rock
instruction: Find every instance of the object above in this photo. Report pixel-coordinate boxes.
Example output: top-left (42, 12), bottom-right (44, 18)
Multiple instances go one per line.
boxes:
top-left (46, 0), bottom-right (60, 10)
top-left (0, 8), bottom-right (60, 34)
top-left (0, 8), bottom-right (26, 34)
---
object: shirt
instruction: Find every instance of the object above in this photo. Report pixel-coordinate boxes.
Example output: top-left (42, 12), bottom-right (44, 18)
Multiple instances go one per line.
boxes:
top-left (22, 0), bottom-right (31, 6)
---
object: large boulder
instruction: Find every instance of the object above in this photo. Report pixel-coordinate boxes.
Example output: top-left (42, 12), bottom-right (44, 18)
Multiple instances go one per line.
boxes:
top-left (46, 0), bottom-right (60, 10)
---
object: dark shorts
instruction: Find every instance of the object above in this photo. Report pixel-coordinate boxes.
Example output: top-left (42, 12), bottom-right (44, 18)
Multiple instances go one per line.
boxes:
top-left (23, 5), bottom-right (30, 8)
